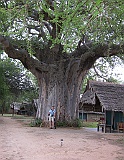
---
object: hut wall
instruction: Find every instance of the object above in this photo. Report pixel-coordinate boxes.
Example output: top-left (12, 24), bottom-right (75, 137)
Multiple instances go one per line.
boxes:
top-left (82, 104), bottom-right (94, 111)
top-left (86, 113), bottom-right (104, 122)
top-left (114, 111), bottom-right (123, 130)
top-left (79, 111), bottom-right (104, 122)
top-left (106, 111), bottom-right (124, 130)
top-left (106, 111), bottom-right (112, 125)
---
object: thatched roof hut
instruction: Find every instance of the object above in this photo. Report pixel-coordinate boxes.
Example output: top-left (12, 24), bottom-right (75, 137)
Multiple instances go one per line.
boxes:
top-left (80, 81), bottom-right (124, 132)
top-left (81, 80), bottom-right (124, 112)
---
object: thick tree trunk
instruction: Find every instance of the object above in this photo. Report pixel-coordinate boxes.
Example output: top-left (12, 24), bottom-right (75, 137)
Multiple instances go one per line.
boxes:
top-left (36, 59), bottom-right (86, 123)
top-left (1, 36), bottom-right (122, 124)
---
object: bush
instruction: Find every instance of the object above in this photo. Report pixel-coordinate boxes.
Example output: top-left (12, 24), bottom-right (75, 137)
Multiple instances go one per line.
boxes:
top-left (71, 118), bottom-right (83, 128)
top-left (56, 120), bottom-right (68, 127)
top-left (57, 118), bottom-right (83, 128)
top-left (30, 118), bottom-right (42, 127)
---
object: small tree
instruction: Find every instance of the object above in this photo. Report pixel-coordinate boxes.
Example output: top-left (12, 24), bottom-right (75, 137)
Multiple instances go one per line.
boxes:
top-left (0, 59), bottom-right (10, 114)
top-left (0, 56), bottom-right (38, 113)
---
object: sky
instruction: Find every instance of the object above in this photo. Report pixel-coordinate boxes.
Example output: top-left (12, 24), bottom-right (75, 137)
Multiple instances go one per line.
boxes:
top-left (113, 65), bottom-right (124, 82)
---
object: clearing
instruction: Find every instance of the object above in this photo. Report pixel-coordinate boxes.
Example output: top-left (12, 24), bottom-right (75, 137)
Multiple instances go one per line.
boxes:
top-left (0, 116), bottom-right (124, 160)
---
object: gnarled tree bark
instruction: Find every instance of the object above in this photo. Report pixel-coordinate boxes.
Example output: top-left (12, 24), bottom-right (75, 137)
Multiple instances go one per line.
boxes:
top-left (1, 35), bottom-right (123, 123)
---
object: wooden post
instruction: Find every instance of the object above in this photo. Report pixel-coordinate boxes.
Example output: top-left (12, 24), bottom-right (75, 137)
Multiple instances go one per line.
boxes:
top-left (104, 110), bottom-right (106, 133)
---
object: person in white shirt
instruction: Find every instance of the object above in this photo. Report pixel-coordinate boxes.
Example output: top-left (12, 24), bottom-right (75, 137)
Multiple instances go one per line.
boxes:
top-left (48, 106), bottom-right (56, 129)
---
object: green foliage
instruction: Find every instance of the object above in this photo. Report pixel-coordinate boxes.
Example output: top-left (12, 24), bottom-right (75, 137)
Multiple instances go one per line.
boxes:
top-left (56, 120), bottom-right (69, 127)
top-left (57, 118), bottom-right (83, 128)
top-left (70, 118), bottom-right (83, 128)
top-left (30, 118), bottom-right (42, 127)
top-left (0, 55), bottom-right (38, 113)
top-left (81, 56), bottom-right (124, 93)
top-left (0, 57), bottom-right (11, 113)
top-left (0, 0), bottom-right (123, 52)
top-left (82, 121), bottom-right (97, 128)
top-left (0, 0), bottom-right (124, 83)
top-left (17, 89), bottom-right (38, 102)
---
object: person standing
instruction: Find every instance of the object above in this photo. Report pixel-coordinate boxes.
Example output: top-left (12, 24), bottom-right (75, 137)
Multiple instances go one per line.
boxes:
top-left (48, 106), bottom-right (56, 129)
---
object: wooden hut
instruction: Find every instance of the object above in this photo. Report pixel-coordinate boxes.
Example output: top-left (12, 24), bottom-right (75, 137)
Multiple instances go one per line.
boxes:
top-left (80, 80), bottom-right (124, 132)
top-left (10, 102), bottom-right (22, 114)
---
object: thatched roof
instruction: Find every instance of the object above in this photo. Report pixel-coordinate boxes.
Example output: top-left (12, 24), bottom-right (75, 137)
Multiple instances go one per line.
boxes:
top-left (81, 80), bottom-right (124, 112)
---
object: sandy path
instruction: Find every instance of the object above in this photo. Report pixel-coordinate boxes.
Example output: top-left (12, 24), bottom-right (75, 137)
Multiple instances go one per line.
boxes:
top-left (0, 116), bottom-right (124, 160)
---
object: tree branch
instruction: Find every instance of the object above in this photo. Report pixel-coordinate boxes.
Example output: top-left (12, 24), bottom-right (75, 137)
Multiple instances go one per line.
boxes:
top-left (93, 64), bottom-right (108, 81)
top-left (0, 35), bottom-right (55, 77)
top-left (78, 43), bottom-right (124, 72)
top-left (46, 0), bottom-right (54, 10)
top-left (26, 5), bottom-right (61, 40)
top-left (27, 24), bottom-right (47, 41)
top-left (94, 43), bottom-right (124, 57)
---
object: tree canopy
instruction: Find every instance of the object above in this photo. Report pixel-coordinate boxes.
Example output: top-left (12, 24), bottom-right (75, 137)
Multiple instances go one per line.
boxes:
top-left (0, 0), bottom-right (123, 81)
top-left (0, 0), bottom-right (124, 52)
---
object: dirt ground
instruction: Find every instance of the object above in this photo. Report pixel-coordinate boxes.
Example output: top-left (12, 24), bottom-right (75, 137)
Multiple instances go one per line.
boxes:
top-left (0, 116), bottom-right (124, 160)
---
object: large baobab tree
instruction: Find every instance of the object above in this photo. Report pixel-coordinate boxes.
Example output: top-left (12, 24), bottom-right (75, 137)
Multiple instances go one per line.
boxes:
top-left (0, 0), bottom-right (124, 123)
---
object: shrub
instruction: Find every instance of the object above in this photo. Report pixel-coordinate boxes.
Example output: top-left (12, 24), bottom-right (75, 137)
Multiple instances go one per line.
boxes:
top-left (56, 120), bottom-right (68, 127)
top-left (71, 118), bottom-right (83, 128)
top-left (57, 118), bottom-right (83, 128)
top-left (30, 118), bottom-right (42, 127)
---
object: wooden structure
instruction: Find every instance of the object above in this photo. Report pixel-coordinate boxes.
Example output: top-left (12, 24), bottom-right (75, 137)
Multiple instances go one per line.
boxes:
top-left (10, 102), bottom-right (22, 115)
top-left (80, 80), bottom-right (124, 133)
top-left (79, 110), bottom-right (104, 122)
top-left (117, 122), bottom-right (124, 132)
top-left (10, 101), bottom-right (35, 116)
